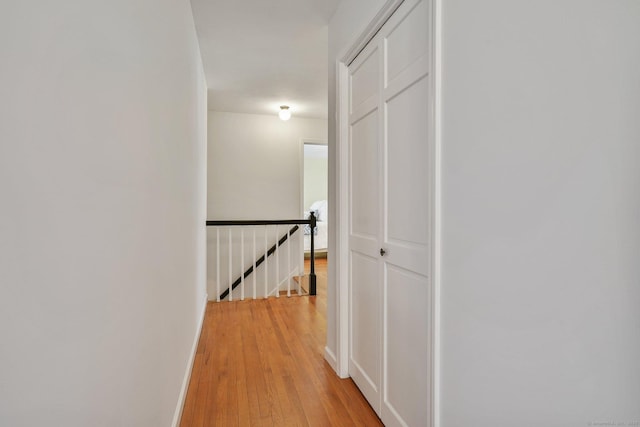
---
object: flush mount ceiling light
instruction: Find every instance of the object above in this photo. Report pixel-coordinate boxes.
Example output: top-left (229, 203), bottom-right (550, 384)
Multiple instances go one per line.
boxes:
top-left (278, 105), bottom-right (291, 121)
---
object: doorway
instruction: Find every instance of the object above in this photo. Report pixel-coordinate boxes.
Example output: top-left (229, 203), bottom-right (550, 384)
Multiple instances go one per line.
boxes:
top-left (301, 139), bottom-right (329, 261)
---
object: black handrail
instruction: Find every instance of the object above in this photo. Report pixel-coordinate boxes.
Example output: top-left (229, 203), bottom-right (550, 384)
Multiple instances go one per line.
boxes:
top-left (206, 212), bottom-right (317, 299)
top-left (207, 219), bottom-right (311, 226)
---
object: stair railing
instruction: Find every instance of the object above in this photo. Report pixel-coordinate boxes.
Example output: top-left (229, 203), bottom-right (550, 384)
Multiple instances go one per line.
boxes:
top-left (206, 212), bottom-right (317, 301)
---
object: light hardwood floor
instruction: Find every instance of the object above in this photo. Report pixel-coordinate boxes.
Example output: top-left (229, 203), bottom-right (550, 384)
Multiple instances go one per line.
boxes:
top-left (180, 259), bottom-right (382, 426)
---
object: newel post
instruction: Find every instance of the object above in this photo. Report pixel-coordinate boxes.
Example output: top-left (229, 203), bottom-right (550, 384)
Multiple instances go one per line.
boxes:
top-left (309, 211), bottom-right (317, 296)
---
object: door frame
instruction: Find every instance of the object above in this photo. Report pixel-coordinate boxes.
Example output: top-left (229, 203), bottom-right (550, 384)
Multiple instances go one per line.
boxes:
top-left (299, 138), bottom-right (328, 273)
top-left (332, 0), bottom-right (442, 425)
top-left (299, 138), bottom-right (328, 219)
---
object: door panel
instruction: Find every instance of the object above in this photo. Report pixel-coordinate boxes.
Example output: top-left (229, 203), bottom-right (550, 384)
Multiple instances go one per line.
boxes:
top-left (351, 47), bottom-right (380, 113)
top-left (386, 76), bottom-right (430, 247)
top-left (383, 265), bottom-right (431, 427)
top-left (349, 251), bottom-right (381, 407)
top-left (385, 0), bottom-right (430, 84)
top-left (350, 110), bottom-right (380, 241)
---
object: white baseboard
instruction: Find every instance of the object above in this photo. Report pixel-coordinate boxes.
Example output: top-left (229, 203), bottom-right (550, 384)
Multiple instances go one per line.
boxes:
top-left (172, 293), bottom-right (208, 427)
top-left (324, 346), bottom-right (339, 374)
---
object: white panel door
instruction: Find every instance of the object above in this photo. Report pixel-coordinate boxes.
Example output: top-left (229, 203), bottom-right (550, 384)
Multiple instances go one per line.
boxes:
top-left (348, 0), bottom-right (432, 426)
top-left (381, 2), bottom-right (431, 425)
top-left (348, 39), bottom-right (383, 413)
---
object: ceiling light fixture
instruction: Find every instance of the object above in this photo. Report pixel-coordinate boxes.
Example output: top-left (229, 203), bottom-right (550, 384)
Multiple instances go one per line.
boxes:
top-left (279, 105), bottom-right (291, 121)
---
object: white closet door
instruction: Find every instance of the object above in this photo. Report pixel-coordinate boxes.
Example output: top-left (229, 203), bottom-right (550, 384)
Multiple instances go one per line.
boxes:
top-left (348, 38), bottom-right (383, 413)
top-left (381, 1), bottom-right (431, 425)
top-left (348, 0), bottom-right (432, 426)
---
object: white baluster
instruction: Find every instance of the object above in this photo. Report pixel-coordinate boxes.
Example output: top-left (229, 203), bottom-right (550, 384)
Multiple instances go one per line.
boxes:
top-left (240, 228), bottom-right (245, 301)
top-left (228, 227), bottom-right (233, 302)
top-left (252, 227), bottom-right (257, 300)
top-left (216, 227), bottom-right (220, 302)
top-left (275, 225), bottom-right (279, 298)
top-left (264, 225), bottom-right (268, 299)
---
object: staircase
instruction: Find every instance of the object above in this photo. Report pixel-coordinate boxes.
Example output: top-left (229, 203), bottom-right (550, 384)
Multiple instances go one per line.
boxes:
top-left (206, 213), bottom-right (317, 302)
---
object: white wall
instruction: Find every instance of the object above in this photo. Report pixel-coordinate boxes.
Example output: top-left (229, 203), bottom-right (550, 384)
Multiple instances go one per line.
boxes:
top-left (208, 111), bottom-right (327, 219)
top-left (440, 1), bottom-right (640, 425)
top-left (0, 1), bottom-right (208, 425)
top-left (207, 111), bottom-right (327, 299)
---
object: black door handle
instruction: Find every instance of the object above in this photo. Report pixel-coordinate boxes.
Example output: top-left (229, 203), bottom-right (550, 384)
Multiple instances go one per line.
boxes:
top-left (380, 248), bottom-right (386, 256)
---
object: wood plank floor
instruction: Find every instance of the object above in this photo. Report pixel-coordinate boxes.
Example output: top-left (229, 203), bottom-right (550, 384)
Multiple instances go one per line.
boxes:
top-left (180, 259), bottom-right (382, 426)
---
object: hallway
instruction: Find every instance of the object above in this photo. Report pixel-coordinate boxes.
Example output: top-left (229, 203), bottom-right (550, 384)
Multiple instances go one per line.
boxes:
top-left (180, 260), bottom-right (382, 426)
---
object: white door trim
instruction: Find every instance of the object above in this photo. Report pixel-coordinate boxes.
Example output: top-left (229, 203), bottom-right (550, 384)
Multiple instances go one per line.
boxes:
top-left (333, 0), bottom-right (442, 426)
top-left (299, 138), bottom-right (328, 279)
top-left (299, 137), bottom-right (328, 218)
top-left (432, 2), bottom-right (443, 426)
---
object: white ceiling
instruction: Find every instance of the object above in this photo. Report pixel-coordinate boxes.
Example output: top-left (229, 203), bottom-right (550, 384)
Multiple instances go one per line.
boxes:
top-left (190, 0), bottom-right (340, 119)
